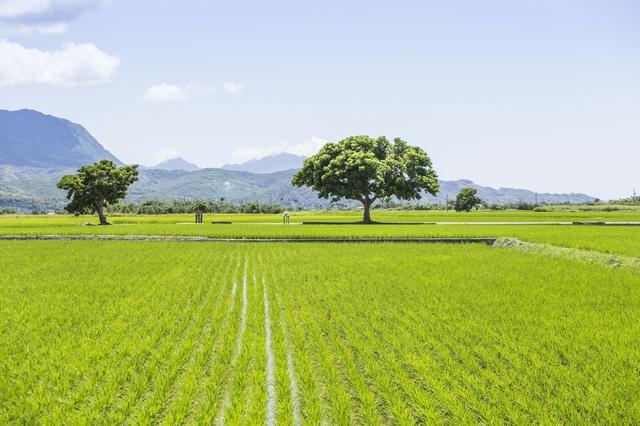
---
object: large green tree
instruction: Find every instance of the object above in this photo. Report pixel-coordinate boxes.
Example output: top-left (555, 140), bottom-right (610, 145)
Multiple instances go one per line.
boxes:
top-left (292, 135), bottom-right (439, 223)
top-left (454, 187), bottom-right (482, 212)
top-left (57, 160), bottom-right (139, 225)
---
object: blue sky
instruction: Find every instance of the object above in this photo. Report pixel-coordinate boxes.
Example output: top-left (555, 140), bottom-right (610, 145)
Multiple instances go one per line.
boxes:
top-left (1, 0), bottom-right (638, 199)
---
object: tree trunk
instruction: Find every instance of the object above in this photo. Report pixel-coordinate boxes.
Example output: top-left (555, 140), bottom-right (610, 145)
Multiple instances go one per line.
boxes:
top-left (362, 198), bottom-right (372, 224)
top-left (96, 202), bottom-right (109, 225)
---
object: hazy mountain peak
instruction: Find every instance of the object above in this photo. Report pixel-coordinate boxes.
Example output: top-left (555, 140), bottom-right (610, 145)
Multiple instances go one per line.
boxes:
top-left (222, 152), bottom-right (306, 174)
top-left (150, 157), bottom-right (200, 171)
top-left (0, 109), bottom-right (122, 168)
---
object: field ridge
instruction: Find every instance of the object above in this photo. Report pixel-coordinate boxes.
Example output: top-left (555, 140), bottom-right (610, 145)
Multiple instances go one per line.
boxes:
top-left (494, 238), bottom-right (640, 272)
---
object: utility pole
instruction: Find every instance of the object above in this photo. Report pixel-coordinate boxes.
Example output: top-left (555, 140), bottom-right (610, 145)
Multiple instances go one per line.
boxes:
top-left (534, 192), bottom-right (538, 205)
top-left (445, 193), bottom-right (449, 211)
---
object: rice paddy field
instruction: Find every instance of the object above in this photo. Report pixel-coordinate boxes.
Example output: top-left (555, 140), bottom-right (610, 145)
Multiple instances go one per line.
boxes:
top-left (1, 211), bottom-right (639, 424)
top-left (2, 211), bottom-right (640, 256)
top-left (3, 208), bottom-right (640, 225)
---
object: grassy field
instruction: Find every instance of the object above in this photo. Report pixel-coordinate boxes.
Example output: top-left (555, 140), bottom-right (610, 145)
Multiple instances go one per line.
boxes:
top-left (1, 241), bottom-right (638, 424)
top-left (2, 212), bottom-right (640, 256)
top-left (3, 208), bottom-right (640, 225)
top-left (1, 211), bottom-right (638, 423)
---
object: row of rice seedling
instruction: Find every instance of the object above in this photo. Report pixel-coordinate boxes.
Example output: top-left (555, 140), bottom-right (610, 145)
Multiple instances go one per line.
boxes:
top-left (1, 240), bottom-right (638, 423)
top-left (146, 254), bottom-right (240, 425)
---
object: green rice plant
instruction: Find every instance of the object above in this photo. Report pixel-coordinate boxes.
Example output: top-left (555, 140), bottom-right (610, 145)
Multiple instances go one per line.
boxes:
top-left (1, 241), bottom-right (639, 423)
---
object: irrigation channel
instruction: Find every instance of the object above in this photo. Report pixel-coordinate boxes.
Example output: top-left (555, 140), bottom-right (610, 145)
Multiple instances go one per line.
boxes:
top-left (0, 234), bottom-right (497, 244)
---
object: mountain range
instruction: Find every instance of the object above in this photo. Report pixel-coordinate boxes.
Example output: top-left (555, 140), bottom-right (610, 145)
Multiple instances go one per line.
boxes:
top-left (0, 109), bottom-right (121, 168)
top-left (222, 153), bottom-right (306, 173)
top-left (0, 109), bottom-right (596, 212)
top-left (150, 157), bottom-right (201, 171)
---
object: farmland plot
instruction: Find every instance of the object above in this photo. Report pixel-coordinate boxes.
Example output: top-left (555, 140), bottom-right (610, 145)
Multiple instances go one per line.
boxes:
top-left (0, 241), bottom-right (638, 424)
top-left (3, 214), bottom-right (640, 257)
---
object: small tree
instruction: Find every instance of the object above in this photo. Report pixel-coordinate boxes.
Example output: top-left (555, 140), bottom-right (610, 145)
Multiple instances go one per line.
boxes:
top-left (292, 135), bottom-right (439, 223)
top-left (194, 200), bottom-right (207, 213)
top-left (455, 187), bottom-right (482, 212)
top-left (57, 160), bottom-right (139, 225)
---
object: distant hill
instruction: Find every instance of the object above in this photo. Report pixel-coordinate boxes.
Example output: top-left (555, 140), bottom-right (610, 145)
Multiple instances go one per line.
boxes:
top-left (433, 180), bottom-right (594, 205)
top-left (222, 153), bottom-right (306, 173)
top-left (127, 168), bottom-right (322, 206)
top-left (0, 165), bottom-right (596, 212)
top-left (0, 109), bottom-right (121, 168)
top-left (150, 157), bottom-right (200, 171)
top-left (0, 111), bottom-right (597, 211)
top-left (128, 171), bottom-right (594, 206)
top-left (0, 165), bottom-right (75, 212)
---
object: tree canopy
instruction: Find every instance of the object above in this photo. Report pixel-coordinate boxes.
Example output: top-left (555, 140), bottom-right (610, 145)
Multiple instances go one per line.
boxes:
top-left (455, 187), bottom-right (482, 212)
top-left (292, 135), bottom-right (439, 223)
top-left (57, 160), bottom-right (139, 225)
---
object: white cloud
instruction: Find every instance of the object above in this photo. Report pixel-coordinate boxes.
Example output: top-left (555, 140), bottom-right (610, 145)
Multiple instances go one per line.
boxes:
top-left (0, 0), bottom-right (56, 18)
top-left (0, 21), bottom-right (69, 35)
top-left (287, 136), bottom-right (329, 156)
top-left (144, 83), bottom-right (215, 103)
top-left (231, 136), bottom-right (328, 163)
top-left (0, 39), bottom-right (120, 86)
top-left (145, 83), bottom-right (188, 102)
top-left (223, 81), bottom-right (244, 95)
top-left (0, 0), bottom-right (104, 35)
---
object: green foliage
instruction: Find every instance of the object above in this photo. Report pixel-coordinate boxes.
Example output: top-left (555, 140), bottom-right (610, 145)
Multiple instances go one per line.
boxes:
top-left (515, 201), bottom-right (536, 210)
top-left (374, 202), bottom-right (444, 211)
top-left (108, 199), bottom-right (285, 215)
top-left (1, 241), bottom-right (638, 423)
top-left (487, 203), bottom-right (508, 210)
top-left (57, 160), bottom-right (138, 224)
top-left (193, 200), bottom-right (207, 213)
top-left (292, 135), bottom-right (439, 222)
top-left (610, 195), bottom-right (640, 205)
top-left (0, 207), bottom-right (17, 214)
top-left (455, 187), bottom-right (482, 212)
